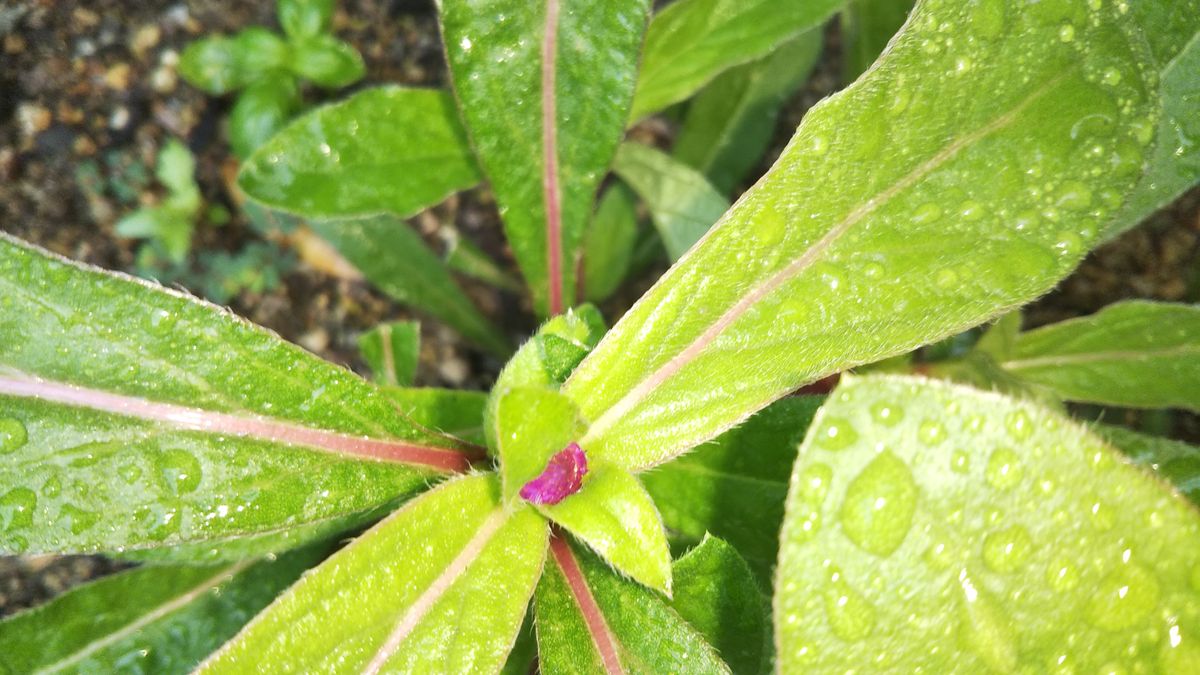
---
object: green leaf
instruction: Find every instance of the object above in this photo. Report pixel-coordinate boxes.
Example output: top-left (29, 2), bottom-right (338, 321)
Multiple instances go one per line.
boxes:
top-left (1103, 1), bottom-right (1200, 239)
top-left (673, 29), bottom-right (822, 193)
top-left (309, 216), bottom-right (511, 357)
top-left (359, 321), bottom-right (420, 387)
top-left (610, 142), bottom-right (730, 261)
top-left (1001, 301), bottom-right (1200, 411)
top-left (229, 76), bottom-right (300, 159)
top-left (381, 386), bottom-right (488, 447)
top-left (198, 474), bottom-right (548, 674)
top-left (289, 35), bottom-right (365, 88)
top-left (439, 0), bottom-right (651, 316)
top-left (583, 183), bottom-right (640, 303)
top-left (499, 613), bottom-right (538, 675)
top-left (534, 537), bottom-right (730, 674)
top-left (442, 231), bottom-right (522, 292)
top-left (231, 27), bottom-right (291, 82)
top-left (564, 0), bottom-right (1161, 471)
top-left (0, 547), bottom-right (323, 674)
top-left (278, 0), bottom-right (333, 40)
top-left (671, 535), bottom-right (769, 675)
top-left (630, 0), bottom-right (842, 121)
top-left (642, 396), bottom-right (822, 586)
top-left (776, 375), bottom-right (1200, 672)
top-left (178, 36), bottom-right (244, 95)
top-left (841, 0), bottom-right (915, 82)
top-left (973, 309), bottom-right (1022, 361)
top-left (239, 86), bottom-right (481, 219)
top-left (156, 139), bottom-right (198, 197)
top-left (541, 461), bottom-right (672, 594)
top-left (495, 387), bottom-right (585, 502)
top-left (0, 234), bottom-right (475, 555)
top-left (1100, 425), bottom-right (1200, 505)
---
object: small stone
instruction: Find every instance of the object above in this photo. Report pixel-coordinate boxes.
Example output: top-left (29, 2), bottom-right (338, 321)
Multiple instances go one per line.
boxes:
top-left (16, 103), bottom-right (51, 138)
top-left (73, 135), bottom-right (97, 156)
top-left (130, 25), bottom-right (161, 57)
top-left (298, 328), bottom-right (330, 354)
top-left (151, 65), bottom-right (177, 93)
top-left (109, 106), bottom-right (130, 130)
top-left (103, 62), bottom-right (131, 90)
top-left (438, 356), bottom-right (469, 385)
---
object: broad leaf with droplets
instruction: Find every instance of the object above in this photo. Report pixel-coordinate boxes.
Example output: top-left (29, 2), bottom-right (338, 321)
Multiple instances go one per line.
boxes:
top-left (775, 375), bottom-right (1200, 673)
top-left (198, 475), bottom-right (547, 674)
top-left (564, 0), bottom-right (1162, 471)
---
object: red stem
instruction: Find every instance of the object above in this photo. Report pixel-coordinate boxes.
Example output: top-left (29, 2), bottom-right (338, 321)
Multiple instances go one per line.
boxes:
top-left (549, 535), bottom-right (624, 674)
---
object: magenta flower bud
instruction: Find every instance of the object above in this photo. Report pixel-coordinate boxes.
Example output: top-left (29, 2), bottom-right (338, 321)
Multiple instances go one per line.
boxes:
top-left (520, 442), bottom-right (588, 505)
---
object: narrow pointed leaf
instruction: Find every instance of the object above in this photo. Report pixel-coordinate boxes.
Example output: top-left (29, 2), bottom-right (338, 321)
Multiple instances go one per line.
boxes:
top-left (841, 0), bottom-right (914, 82)
top-left (630, 0), bottom-right (842, 121)
top-left (583, 183), bottom-right (641, 303)
top-left (310, 216), bottom-right (511, 357)
top-left (671, 536), bottom-right (769, 675)
top-left (973, 310), bottom-right (1022, 361)
top-left (534, 537), bottom-right (730, 674)
top-left (238, 87), bottom-right (481, 219)
top-left (673, 29), bottom-right (822, 193)
top-left (611, 142), bottom-right (730, 261)
top-left (443, 231), bottom-right (523, 292)
top-left (0, 547), bottom-right (322, 675)
top-left (776, 375), bottom-right (1200, 672)
top-left (439, 0), bottom-right (651, 316)
top-left (1099, 425), bottom-right (1200, 505)
top-left (0, 234), bottom-right (475, 555)
top-left (1001, 301), bottom-right (1200, 411)
top-left (642, 396), bottom-right (822, 585)
top-left (565, 0), bottom-right (1162, 470)
top-left (199, 474), bottom-right (548, 674)
top-left (360, 321), bottom-right (420, 387)
top-left (500, 613), bottom-right (538, 675)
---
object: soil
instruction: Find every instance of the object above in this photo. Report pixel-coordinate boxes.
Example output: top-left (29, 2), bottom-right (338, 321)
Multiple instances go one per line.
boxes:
top-left (1, 1), bottom-right (1198, 616)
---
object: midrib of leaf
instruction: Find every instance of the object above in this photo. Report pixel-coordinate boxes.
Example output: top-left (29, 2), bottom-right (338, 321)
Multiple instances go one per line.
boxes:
top-left (542, 0), bottom-right (565, 316)
top-left (33, 559), bottom-right (253, 675)
top-left (363, 509), bottom-right (508, 674)
top-left (0, 373), bottom-right (477, 472)
top-left (665, 460), bottom-right (785, 490)
top-left (549, 536), bottom-right (625, 675)
top-left (576, 71), bottom-right (1069, 446)
top-left (379, 323), bottom-right (399, 387)
top-left (1002, 343), bottom-right (1200, 371)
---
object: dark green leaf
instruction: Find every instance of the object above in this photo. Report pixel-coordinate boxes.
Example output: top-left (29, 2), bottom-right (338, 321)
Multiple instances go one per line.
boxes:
top-left (229, 76), bottom-right (300, 159)
top-left (1100, 424), bottom-right (1200, 505)
top-left (178, 36), bottom-right (244, 95)
top-left (583, 183), bottom-right (640, 303)
top-left (841, 0), bottom-right (914, 82)
top-left (239, 87), bottom-right (481, 219)
top-left (288, 35), bottom-right (365, 88)
top-left (359, 321), bottom-right (420, 387)
top-left (439, 0), bottom-right (651, 315)
top-left (278, 0), bottom-right (333, 40)
top-left (442, 231), bottom-right (522, 292)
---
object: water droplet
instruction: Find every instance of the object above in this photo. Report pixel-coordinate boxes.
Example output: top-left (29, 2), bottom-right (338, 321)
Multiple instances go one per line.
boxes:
top-left (912, 202), bottom-right (943, 224)
top-left (840, 451), bottom-right (918, 556)
top-left (156, 449), bottom-right (202, 495)
top-left (0, 488), bottom-right (36, 531)
top-left (862, 261), bottom-right (885, 279)
top-left (1055, 181), bottom-right (1093, 211)
top-left (797, 463), bottom-right (833, 504)
top-left (458, 36), bottom-right (472, 51)
top-left (1160, 624), bottom-right (1200, 672)
top-left (1046, 556), bottom-right (1080, 592)
top-left (982, 525), bottom-right (1033, 573)
top-left (1006, 410), bottom-right (1032, 441)
top-left (959, 201), bottom-right (984, 221)
top-left (870, 402), bottom-right (903, 426)
top-left (918, 420), bottom-right (947, 445)
top-left (957, 569), bottom-right (1018, 672)
top-left (809, 134), bottom-right (829, 156)
top-left (951, 450), bottom-right (971, 474)
top-left (755, 204), bottom-right (787, 248)
top-left (0, 418), bottom-right (27, 455)
top-left (791, 506), bottom-right (823, 545)
top-left (1097, 662), bottom-right (1129, 675)
top-left (816, 418), bottom-right (858, 451)
top-left (1101, 67), bottom-right (1123, 87)
top-left (935, 268), bottom-right (959, 289)
top-left (58, 504), bottom-right (99, 534)
top-left (1058, 23), bottom-right (1076, 42)
top-left (971, 0), bottom-right (1006, 39)
top-left (824, 568), bottom-right (877, 642)
top-left (1087, 496), bottom-right (1116, 531)
top-left (1087, 562), bottom-right (1160, 630)
top-left (986, 448), bottom-right (1022, 490)
top-left (42, 475), bottom-right (61, 498)
top-left (925, 541), bottom-right (954, 569)
top-left (119, 463), bottom-right (143, 484)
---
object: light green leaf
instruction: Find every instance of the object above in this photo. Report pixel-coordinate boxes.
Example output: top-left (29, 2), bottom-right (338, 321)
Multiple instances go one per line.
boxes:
top-left (156, 139), bottom-right (198, 197)
top-left (495, 387), bottom-right (584, 502)
top-left (0, 234), bottom-right (474, 555)
top-left (534, 537), bottom-right (730, 675)
top-left (565, 0), bottom-right (1161, 470)
top-left (381, 386), bottom-right (488, 447)
top-left (442, 231), bottom-right (522, 292)
top-left (199, 474), bottom-right (548, 674)
top-left (231, 28), bottom-right (291, 82)
top-left (439, 0), bottom-right (651, 316)
top-left (776, 375), bottom-right (1200, 673)
top-left (359, 321), bottom-right (420, 387)
top-left (1001, 301), bottom-right (1200, 411)
top-left (841, 0), bottom-right (914, 82)
top-left (229, 76), bottom-right (300, 159)
top-left (1100, 424), bottom-right (1200, 505)
top-left (673, 29), bottom-right (822, 193)
top-left (583, 183), bottom-right (640, 303)
top-left (289, 35), bottom-right (365, 88)
top-left (611, 142), bottom-right (729, 261)
top-left (178, 36), bottom-right (244, 95)
top-left (630, 0), bottom-right (842, 121)
top-left (278, 0), bottom-right (333, 40)
top-left (671, 535), bottom-right (769, 675)
top-left (310, 216), bottom-right (511, 357)
top-left (239, 86), bottom-right (481, 219)
top-left (0, 547), bottom-right (322, 674)
top-left (973, 310), bottom-right (1022, 361)
top-left (541, 461), bottom-right (672, 595)
top-left (642, 396), bottom-right (822, 586)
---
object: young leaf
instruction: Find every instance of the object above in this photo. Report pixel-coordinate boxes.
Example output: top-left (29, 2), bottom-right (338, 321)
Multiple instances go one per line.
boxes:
top-left (359, 320), bottom-right (420, 387)
top-left (641, 396), bottom-right (822, 585)
top-left (238, 87), bottom-right (481, 219)
top-left (0, 234), bottom-right (475, 555)
top-left (309, 216), bottom-right (511, 357)
top-left (610, 142), bottom-right (730, 261)
top-left (533, 537), bottom-right (730, 674)
top-left (199, 474), bottom-right (548, 674)
top-left (495, 387), bottom-right (586, 502)
top-left (629, 0), bottom-right (842, 121)
top-left (1100, 425), bottom-right (1200, 504)
top-left (1001, 301), bottom-right (1200, 411)
top-left (0, 547), bottom-right (322, 674)
top-left (229, 76), bottom-right (300, 159)
top-left (288, 35), bottom-right (365, 88)
top-left (278, 0), bottom-right (333, 40)
top-left (178, 36), bottom-right (245, 94)
top-left (564, 0), bottom-right (1161, 470)
top-left (230, 28), bottom-right (291, 81)
top-left (673, 29), bottom-right (823, 193)
top-left (671, 535), bottom-right (769, 675)
top-left (583, 183), bottom-right (640, 303)
top-left (840, 0), bottom-right (914, 82)
top-left (776, 375), bottom-right (1200, 672)
top-left (439, 0), bottom-right (651, 316)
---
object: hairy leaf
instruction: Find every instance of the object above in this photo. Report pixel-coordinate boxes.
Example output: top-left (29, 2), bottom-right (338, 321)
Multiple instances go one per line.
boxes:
top-left (439, 0), bottom-right (651, 316)
top-left (1002, 301), bottom-right (1200, 411)
top-left (381, 386), bottom-right (488, 447)
top-left (611, 142), bottom-right (730, 261)
top-left (776, 376), bottom-right (1200, 672)
top-left (1100, 425), bottom-right (1200, 505)
top-left (0, 547), bottom-right (322, 674)
top-left (630, 0), bottom-right (842, 121)
top-left (360, 321), bottom-right (420, 387)
top-left (583, 183), bottom-right (641, 303)
top-left (841, 0), bottom-right (914, 82)
top-left (495, 387), bottom-right (585, 502)
top-left (199, 475), bottom-right (547, 674)
top-left (565, 0), bottom-right (1161, 470)
top-left (310, 216), bottom-right (511, 357)
top-left (239, 87), bottom-right (481, 219)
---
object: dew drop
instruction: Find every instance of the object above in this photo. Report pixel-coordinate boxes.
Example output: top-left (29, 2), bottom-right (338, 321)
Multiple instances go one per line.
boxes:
top-left (959, 201), bottom-right (984, 221)
top-left (0, 418), bottom-right (28, 455)
top-left (1160, 624), bottom-right (1200, 672)
top-left (986, 448), bottom-right (1022, 490)
top-left (918, 419), bottom-right (947, 445)
top-left (119, 463), bottom-right (143, 484)
top-left (824, 568), bottom-right (877, 642)
top-left (42, 475), bottom-right (61, 498)
top-left (1058, 23), bottom-right (1076, 42)
top-left (791, 506), bottom-right (823, 545)
top-left (982, 525), bottom-right (1033, 573)
top-left (816, 418), bottom-right (858, 451)
top-left (0, 488), bottom-right (36, 531)
top-left (797, 463), bottom-right (834, 504)
top-left (870, 402), bottom-right (903, 427)
top-left (1087, 562), bottom-right (1160, 630)
top-left (58, 503), bottom-right (99, 535)
top-left (1054, 230), bottom-right (1084, 257)
top-left (951, 450), bottom-right (971, 474)
top-left (1055, 181), bottom-right (1093, 211)
top-left (1087, 496), bottom-right (1116, 531)
top-left (912, 202), bottom-right (943, 224)
top-left (925, 541), bottom-right (954, 570)
top-left (840, 451), bottom-right (918, 556)
top-left (957, 569), bottom-right (1018, 672)
top-left (156, 449), bottom-right (202, 495)
top-left (1006, 410), bottom-right (1032, 441)
top-left (1046, 556), bottom-right (1080, 593)
top-left (1097, 662), bottom-right (1129, 675)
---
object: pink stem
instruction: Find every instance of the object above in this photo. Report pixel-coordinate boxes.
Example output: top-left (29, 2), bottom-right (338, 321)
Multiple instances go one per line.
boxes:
top-left (550, 535), bottom-right (624, 674)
